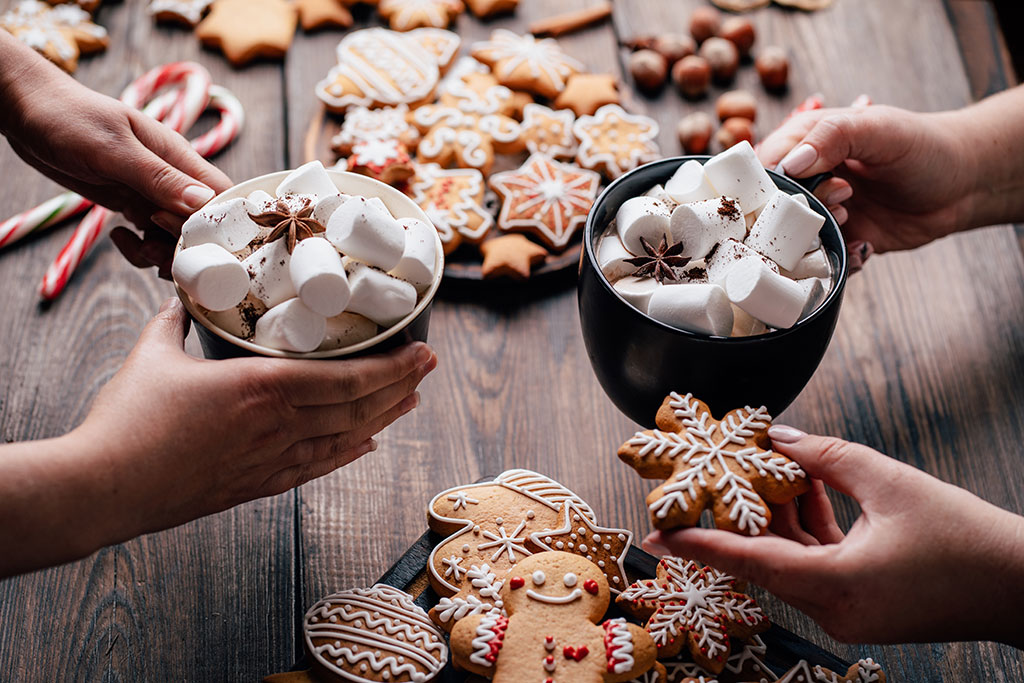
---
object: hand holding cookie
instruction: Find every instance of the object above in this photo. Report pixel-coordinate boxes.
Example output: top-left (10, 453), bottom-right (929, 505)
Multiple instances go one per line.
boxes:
top-left (643, 428), bottom-right (1024, 648)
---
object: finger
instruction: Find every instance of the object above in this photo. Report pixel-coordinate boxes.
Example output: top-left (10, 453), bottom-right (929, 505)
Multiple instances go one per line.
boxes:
top-left (132, 297), bottom-right (190, 354)
top-left (127, 108), bottom-right (233, 197)
top-left (829, 204), bottom-right (848, 225)
top-left (813, 177), bottom-right (852, 207)
top-left (151, 210), bottom-right (185, 236)
top-left (798, 479), bottom-right (846, 545)
top-left (774, 109), bottom-right (892, 177)
top-left (261, 439), bottom-right (379, 498)
top-left (767, 426), bottom-right (906, 504)
top-left (768, 500), bottom-right (820, 545)
top-left (756, 109), bottom-right (828, 167)
top-left (298, 361), bottom-right (431, 439)
top-left (269, 342), bottom-right (436, 406)
top-left (110, 227), bottom-right (152, 269)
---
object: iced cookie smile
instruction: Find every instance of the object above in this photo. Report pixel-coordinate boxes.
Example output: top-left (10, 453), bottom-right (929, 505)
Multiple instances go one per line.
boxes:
top-left (526, 588), bottom-right (582, 604)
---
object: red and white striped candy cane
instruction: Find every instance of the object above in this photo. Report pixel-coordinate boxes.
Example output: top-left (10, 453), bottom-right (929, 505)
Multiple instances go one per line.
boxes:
top-left (0, 192), bottom-right (92, 249)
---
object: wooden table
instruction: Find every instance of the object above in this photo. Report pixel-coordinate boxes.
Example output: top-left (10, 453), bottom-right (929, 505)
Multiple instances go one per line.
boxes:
top-left (1, 1), bottom-right (1022, 680)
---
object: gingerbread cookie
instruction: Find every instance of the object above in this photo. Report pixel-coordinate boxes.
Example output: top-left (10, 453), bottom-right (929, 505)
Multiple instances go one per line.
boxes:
top-left (766, 659), bottom-right (885, 683)
top-left (529, 500), bottom-right (632, 593)
top-left (652, 636), bottom-right (774, 683)
top-left (332, 105), bottom-right (421, 157)
top-left (489, 153), bottom-right (600, 251)
top-left (303, 584), bottom-right (448, 683)
top-left (451, 551), bottom-right (658, 682)
top-left (2, 0), bottom-right (108, 73)
top-left (316, 27), bottom-right (441, 112)
top-left (429, 562), bottom-right (506, 633)
top-left (439, 71), bottom-right (516, 117)
top-left (407, 162), bottom-right (493, 255)
top-left (618, 392), bottom-right (810, 535)
top-left (46, 0), bottom-right (100, 11)
top-left (345, 138), bottom-right (415, 184)
top-left (553, 73), bottom-right (621, 116)
top-left (520, 103), bottom-right (577, 159)
top-left (295, 0), bottom-right (353, 30)
top-left (148, 0), bottom-right (213, 26)
top-left (407, 27), bottom-right (460, 72)
top-left (463, 0), bottom-right (516, 18)
top-left (409, 105), bottom-right (523, 176)
top-left (480, 234), bottom-right (547, 279)
top-left (378, 0), bottom-right (462, 30)
top-left (617, 557), bottom-right (768, 674)
top-left (471, 29), bottom-right (583, 99)
top-left (196, 0), bottom-right (297, 66)
top-left (574, 104), bottom-right (660, 179)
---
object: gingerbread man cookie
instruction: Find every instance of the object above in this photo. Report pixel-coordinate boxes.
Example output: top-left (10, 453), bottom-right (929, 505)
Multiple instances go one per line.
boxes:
top-left (451, 551), bottom-right (658, 682)
top-left (573, 104), bottom-right (660, 179)
top-left (766, 659), bottom-right (885, 683)
top-left (378, 0), bottom-right (462, 31)
top-left (471, 29), bottom-right (583, 99)
top-left (617, 557), bottom-right (768, 674)
top-left (488, 152), bottom-right (600, 250)
top-left (618, 392), bottom-right (810, 535)
top-left (409, 105), bottom-right (523, 176)
top-left (407, 162), bottom-right (493, 255)
top-left (196, 0), bottom-right (297, 66)
top-left (520, 103), bottom-right (577, 159)
top-left (302, 584), bottom-right (448, 683)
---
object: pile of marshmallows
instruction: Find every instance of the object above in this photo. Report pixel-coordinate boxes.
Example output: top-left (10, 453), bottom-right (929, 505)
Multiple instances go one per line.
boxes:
top-left (599, 141), bottom-right (832, 337)
top-left (171, 161), bottom-right (438, 353)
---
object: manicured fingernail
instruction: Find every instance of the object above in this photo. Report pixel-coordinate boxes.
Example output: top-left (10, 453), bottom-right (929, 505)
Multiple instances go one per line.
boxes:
top-left (413, 343), bottom-right (431, 365)
top-left (158, 297), bottom-right (179, 313)
top-left (769, 425), bottom-right (808, 443)
top-left (641, 533), bottom-right (671, 558)
top-left (420, 354), bottom-right (438, 375)
top-left (401, 392), bottom-right (420, 412)
top-left (851, 94), bottom-right (872, 108)
top-left (182, 185), bottom-right (214, 210)
top-left (778, 143), bottom-right (817, 176)
top-left (822, 184), bottom-right (853, 205)
top-left (364, 438), bottom-right (378, 452)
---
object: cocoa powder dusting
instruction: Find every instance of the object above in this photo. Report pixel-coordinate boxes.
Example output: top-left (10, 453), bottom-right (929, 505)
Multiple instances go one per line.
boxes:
top-left (717, 196), bottom-right (741, 220)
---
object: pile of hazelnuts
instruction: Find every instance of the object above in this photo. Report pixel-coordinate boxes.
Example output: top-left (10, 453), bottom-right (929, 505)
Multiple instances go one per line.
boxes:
top-left (625, 5), bottom-right (790, 155)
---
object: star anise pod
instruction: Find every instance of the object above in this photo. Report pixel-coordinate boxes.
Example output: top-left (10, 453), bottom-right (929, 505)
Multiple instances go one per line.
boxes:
top-left (624, 235), bottom-right (691, 284)
top-left (249, 199), bottom-right (326, 253)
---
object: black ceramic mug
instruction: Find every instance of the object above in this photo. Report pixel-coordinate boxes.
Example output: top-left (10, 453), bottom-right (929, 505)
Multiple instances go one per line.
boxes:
top-left (577, 157), bottom-right (848, 427)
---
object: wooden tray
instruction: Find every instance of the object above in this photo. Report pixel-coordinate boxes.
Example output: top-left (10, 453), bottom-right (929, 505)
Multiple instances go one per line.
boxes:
top-left (279, 529), bottom-right (852, 681)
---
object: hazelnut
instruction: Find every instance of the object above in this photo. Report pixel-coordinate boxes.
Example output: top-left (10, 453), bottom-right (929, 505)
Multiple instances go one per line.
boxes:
top-left (715, 117), bottom-right (755, 150)
top-left (671, 55), bottom-right (711, 99)
top-left (629, 49), bottom-right (669, 92)
top-left (677, 112), bottom-right (714, 155)
top-left (720, 17), bottom-right (756, 58)
top-left (756, 46), bottom-right (789, 91)
top-left (699, 37), bottom-right (740, 84)
top-left (716, 89), bottom-right (757, 122)
top-left (650, 33), bottom-right (696, 65)
top-left (689, 6), bottom-right (721, 44)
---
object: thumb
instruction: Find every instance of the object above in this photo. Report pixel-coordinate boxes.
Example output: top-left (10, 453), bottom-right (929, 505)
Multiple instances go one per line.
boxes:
top-left (135, 298), bottom-right (190, 353)
top-left (767, 427), bottom-right (903, 504)
top-left (775, 108), bottom-right (890, 178)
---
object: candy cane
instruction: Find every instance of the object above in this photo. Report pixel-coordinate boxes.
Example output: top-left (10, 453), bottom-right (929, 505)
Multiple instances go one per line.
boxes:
top-left (0, 192), bottom-right (92, 249)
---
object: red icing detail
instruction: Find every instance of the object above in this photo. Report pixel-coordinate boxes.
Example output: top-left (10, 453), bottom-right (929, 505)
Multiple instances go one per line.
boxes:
top-left (509, 576), bottom-right (525, 589)
top-left (603, 620), bottom-right (629, 672)
top-left (484, 615), bottom-right (509, 663)
top-left (583, 579), bottom-right (599, 595)
top-left (545, 655), bottom-right (554, 664)
top-left (563, 645), bottom-right (589, 662)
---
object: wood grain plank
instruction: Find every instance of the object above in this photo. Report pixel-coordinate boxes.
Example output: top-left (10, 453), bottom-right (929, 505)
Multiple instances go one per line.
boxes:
top-left (0, 0), bottom-right (294, 680)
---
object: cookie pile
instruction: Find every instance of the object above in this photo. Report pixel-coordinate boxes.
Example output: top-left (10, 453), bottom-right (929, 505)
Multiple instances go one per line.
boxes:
top-left (172, 160), bottom-right (438, 353)
top-left (0, 0), bottom-right (108, 73)
top-left (319, 27), bottom-right (664, 280)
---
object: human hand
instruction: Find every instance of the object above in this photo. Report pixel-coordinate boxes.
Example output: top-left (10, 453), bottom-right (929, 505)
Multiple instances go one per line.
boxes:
top-left (757, 104), bottom-right (974, 260)
top-left (643, 427), bottom-right (1024, 648)
top-left (75, 298), bottom-right (436, 541)
top-left (0, 42), bottom-right (232, 274)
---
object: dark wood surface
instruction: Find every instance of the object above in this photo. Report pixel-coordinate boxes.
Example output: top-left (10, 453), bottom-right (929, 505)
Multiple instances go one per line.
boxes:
top-left (0, 1), bottom-right (1022, 681)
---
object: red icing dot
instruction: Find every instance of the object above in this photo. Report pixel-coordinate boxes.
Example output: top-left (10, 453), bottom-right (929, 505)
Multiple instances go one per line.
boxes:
top-left (509, 576), bottom-right (525, 589)
top-left (583, 579), bottom-right (599, 595)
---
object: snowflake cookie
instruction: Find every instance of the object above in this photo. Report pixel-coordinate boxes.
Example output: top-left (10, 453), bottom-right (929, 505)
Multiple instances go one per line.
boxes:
top-left (771, 658), bottom-right (886, 683)
top-left (410, 105), bottom-right (523, 176)
top-left (344, 137), bottom-right (415, 184)
top-left (574, 104), bottom-right (661, 179)
top-left (617, 557), bottom-right (768, 674)
top-left (471, 28), bottom-right (584, 99)
top-left (407, 162), bottom-right (493, 255)
top-left (618, 391), bottom-right (810, 535)
top-left (302, 584), bottom-right (448, 683)
top-left (488, 152), bottom-right (600, 250)
top-left (450, 551), bottom-right (659, 682)
top-left (644, 635), bottom-right (774, 683)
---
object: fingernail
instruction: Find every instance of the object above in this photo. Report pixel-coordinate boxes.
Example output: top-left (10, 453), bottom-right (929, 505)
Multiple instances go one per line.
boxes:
top-left (182, 185), bottom-right (215, 210)
top-left (851, 94), bottom-right (872, 108)
top-left (421, 354), bottom-right (438, 374)
top-left (769, 425), bottom-right (808, 443)
top-left (778, 143), bottom-right (817, 176)
top-left (641, 533), bottom-right (671, 558)
top-left (847, 240), bottom-right (874, 273)
top-left (401, 392), bottom-right (420, 412)
top-left (411, 343), bottom-right (431, 366)
top-left (158, 298), bottom-right (179, 313)
top-left (364, 438), bottom-right (378, 453)
top-left (151, 212), bottom-right (177, 232)
top-left (822, 184), bottom-right (853, 205)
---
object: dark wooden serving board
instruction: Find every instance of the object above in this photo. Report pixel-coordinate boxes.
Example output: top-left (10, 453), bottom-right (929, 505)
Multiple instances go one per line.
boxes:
top-left (283, 529), bottom-right (852, 681)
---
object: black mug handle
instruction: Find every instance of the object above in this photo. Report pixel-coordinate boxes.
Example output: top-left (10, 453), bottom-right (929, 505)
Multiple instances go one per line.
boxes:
top-left (788, 171), bottom-right (832, 194)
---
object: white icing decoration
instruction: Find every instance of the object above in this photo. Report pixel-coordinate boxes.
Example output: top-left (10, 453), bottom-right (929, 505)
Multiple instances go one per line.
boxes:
top-left (531, 570), bottom-right (546, 586)
top-left (562, 573), bottom-right (577, 587)
top-left (471, 29), bottom-right (583, 94)
top-left (442, 555), bottom-right (466, 580)
top-left (469, 613), bottom-right (506, 667)
top-left (521, 103), bottom-right (578, 158)
top-left (602, 618), bottom-right (635, 675)
top-left (349, 138), bottom-right (408, 169)
top-left (379, 0), bottom-right (451, 32)
top-left (573, 104), bottom-right (660, 179)
top-left (333, 105), bottom-right (417, 152)
top-left (477, 520), bottom-right (530, 563)
top-left (447, 491), bottom-right (480, 510)
top-left (409, 163), bottom-right (493, 246)
top-left (148, 0), bottom-right (213, 25)
top-left (527, 588), bottom-right (581, 604)
top-left (412, 106), bottom-right (521, 170)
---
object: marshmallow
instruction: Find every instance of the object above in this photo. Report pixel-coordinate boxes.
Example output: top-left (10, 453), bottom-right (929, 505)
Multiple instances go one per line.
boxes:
top-left (319, 312), bottom-right (380, 351)
top-left (669, 196), bottom-right (746, 260)
top-left (784, 247), bottom-right (831, 280)
top-left (745, 212), bottom-right (757, 230)
top-left (806, 233), bottom-right (821, 252)
top-left (326, 196), bottom-right (406, 271)
top-left (792, 192), bottom-right (810, 208)
top-left (345, 260), bottom-right (418, 327)
top-left (172, 243), bottom-right (250, 312)
top-left (705, 238), bottom-right (779, 286)
top-left (598, 232), bottom-right (635, 281)
top-left (745, 189), bottom-right (826, 271)
top-left (275, 160), bottom-right (339, 200)
top-left (181, 197), bottom-right (260, 251)
top-left (702, 141), bottom-right (775, 214)
top-left (254, 298), bottom-right (327, 353)
top-left (613, 275), bottom-right (661, 313)
top-left (391, 218), bottom-right (438, 292)
top-left (643, 183), bottom-right (675, 205)
top-left (243, 238), bottom-right (296, 308)
top-left (731, 304), bottom-right (768, 337)
top-left (615, 196), bottom-right (672, 255)
top-left (204, 292), bottom-right (267, 339)
top-left (725, 259), bottom-right (807, 329)
top-left (312, 193), bottom-right (348, 226)
top-left (664, 160), bottom-right (718, 205)
top-left (796, 276), bottom-right (830, 318)
top-left (247, 190), bottom-right (275, 206)
top-left (289, 237), bottom-right (350, 317)
top-left (647, 283), bottom-right (734, 336)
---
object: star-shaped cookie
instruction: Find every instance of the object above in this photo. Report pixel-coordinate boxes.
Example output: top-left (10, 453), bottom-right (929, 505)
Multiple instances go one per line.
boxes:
top-left (529, 500), bottom-right (632, 593)
top-left (471, 28), bottom-right (583, 99)
top-left (378, 0), bottom-right (463, 30)
top-left (574, 103), bottom-right (661, 179)
top-left (196, 0), bottom-right (297, 66)
top-left (520, 103), bottom-right (577, 159)
top-left (480, 234), bottom-right (547, 279)
top-left (553, 73), bottom-right (621, 116)
top-left (149, 0), bottom-right (213, 26)
top-left (295, 0), bottom-right (352, 30)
